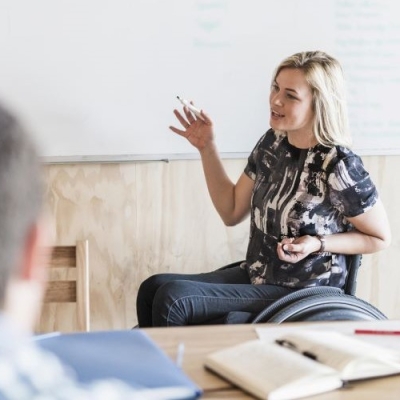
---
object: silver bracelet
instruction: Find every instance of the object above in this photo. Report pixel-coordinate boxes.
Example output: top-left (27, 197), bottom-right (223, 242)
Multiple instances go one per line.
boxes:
top-left (316, 235), bottom-right (326, 253)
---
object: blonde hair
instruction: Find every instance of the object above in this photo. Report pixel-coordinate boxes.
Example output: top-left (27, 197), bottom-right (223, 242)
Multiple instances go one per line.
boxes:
top-left (273, 51), bottom-right (351, 148)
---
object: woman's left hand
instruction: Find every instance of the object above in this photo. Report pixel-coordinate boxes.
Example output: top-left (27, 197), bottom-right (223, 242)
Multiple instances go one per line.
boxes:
top-left (277, 235), bottom-right (321, 263)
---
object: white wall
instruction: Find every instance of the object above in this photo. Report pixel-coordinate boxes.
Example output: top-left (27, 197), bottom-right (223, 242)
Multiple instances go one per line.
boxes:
top-left (1, 0), bottom-right (399, 161)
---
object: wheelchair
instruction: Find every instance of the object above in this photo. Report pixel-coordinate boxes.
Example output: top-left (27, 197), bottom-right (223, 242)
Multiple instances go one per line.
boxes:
top-left (212, 255), bottom-right (387, 324)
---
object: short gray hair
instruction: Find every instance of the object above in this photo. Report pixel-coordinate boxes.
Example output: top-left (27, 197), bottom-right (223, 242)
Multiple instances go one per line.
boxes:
top-left (0, 104), bottom-right (43, 305)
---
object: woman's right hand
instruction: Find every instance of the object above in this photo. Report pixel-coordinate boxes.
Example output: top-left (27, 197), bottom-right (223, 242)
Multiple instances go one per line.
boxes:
top-left (169, 103), bottom-right (215, 152)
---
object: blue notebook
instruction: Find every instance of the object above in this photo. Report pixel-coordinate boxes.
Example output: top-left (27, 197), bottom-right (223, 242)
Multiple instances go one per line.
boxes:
top-left (36, 330), bottom-right (201, 399)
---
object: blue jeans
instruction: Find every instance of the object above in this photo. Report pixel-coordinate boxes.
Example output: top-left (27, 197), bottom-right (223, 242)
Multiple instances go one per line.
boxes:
top-left (136, 265), bottom-right (296, 327)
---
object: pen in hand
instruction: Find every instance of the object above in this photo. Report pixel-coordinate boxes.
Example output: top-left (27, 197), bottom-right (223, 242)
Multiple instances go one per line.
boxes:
top-left (283, 247), bottom-right (292, 256)
top-left (280, 242), bottom-right (291, 256)
top-left (176, 96), bottom-right (205, 121)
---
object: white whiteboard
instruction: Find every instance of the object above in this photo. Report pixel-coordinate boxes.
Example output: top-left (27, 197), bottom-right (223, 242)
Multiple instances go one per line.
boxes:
top-left (0, 0), bottom-right (399, 162)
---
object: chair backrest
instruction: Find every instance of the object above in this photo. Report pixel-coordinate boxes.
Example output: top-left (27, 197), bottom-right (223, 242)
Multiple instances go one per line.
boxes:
top-left (38, 240), bottom-right (90, 332)
top-left (343, 254), bottom-right (362, 295)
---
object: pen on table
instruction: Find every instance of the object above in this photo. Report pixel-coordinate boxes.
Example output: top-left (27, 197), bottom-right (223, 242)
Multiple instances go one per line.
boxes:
top-left (354, 329), bottom-right (400, 335)
top-left (176, 342), bottom-right (185, 368)
top-left (275, 339), bottom-right (318, 361)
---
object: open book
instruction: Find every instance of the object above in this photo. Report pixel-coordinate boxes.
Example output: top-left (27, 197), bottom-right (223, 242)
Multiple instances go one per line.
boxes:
top-left (204, 330), bottom-right (400, 400)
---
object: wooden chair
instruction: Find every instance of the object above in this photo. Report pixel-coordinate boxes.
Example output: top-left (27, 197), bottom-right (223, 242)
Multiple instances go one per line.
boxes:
top-left (37, 240), bottom-right (90, 332)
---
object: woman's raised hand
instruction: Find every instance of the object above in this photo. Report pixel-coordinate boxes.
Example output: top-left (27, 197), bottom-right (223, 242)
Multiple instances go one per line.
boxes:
top-left (169, 103), bottom-right (215, 152)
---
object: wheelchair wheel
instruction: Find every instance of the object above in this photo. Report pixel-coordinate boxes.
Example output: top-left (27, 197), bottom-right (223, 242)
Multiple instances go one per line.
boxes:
top-left (252, 286), bottom-right (343, 323)
top-left (265, 293), bottom-right (387, 323)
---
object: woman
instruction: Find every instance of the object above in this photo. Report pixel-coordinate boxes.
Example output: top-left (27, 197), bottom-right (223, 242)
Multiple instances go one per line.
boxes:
top-left (136, 51), bottom-right (391, 327)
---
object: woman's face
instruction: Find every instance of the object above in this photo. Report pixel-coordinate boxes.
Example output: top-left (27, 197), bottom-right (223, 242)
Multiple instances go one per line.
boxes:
top-left (269, 68), bottom-right (315, 141)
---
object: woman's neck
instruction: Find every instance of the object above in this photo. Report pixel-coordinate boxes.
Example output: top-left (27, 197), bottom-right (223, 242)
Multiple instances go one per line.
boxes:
top-left (286, 131), bottom-right (318, 149)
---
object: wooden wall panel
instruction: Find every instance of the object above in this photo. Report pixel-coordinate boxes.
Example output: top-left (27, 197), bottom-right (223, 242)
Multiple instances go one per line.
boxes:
top-left (41, 156), bottom-right (400, 331)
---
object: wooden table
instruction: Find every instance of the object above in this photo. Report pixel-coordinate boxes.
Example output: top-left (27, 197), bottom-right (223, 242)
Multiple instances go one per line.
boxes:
top-left (145, 320), bottom-right (400, 400)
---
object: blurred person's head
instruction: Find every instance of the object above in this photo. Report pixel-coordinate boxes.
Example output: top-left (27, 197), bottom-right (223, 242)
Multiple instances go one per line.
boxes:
top-left (0, 102), bottom-right (51, 332)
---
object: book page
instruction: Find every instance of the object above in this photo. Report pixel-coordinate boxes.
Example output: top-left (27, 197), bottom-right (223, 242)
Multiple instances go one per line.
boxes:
top-left (278, 331), bottom-right (400, 381)
top-left (256, 320), bottom-right (400, 352)
top-left (205, 340), bottom-right (342, 400)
